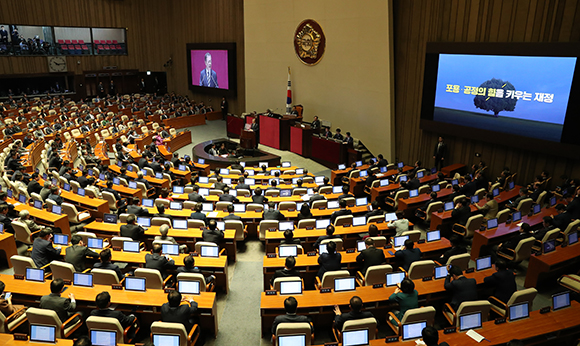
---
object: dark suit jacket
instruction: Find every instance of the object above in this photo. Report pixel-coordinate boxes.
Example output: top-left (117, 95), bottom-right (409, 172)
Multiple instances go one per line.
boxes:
top-left (161, 301), bottom-right (198, 332)
top-left (252, 195), bottom-right (268, 204)
top-left (145, 253), bottom-right (175, 279)
top-left (270, 268), bottom-right (301, 285)
top-left (330, 209), bottom-right (352, 224)
top-left (483, 269), bottom-right (517, 303)
top-left (313, 235), bottom-right (341, 249)
top-left (500, 231), bottom-right (533, 252)
top-left (188, 193), bottom-right (206, 202)
top-left (65, 244), bottom-right (99, 272)
top-left (214, 182), bottom-right (227, 191)
top-left (451, 206), bottom-right (471, 225)
top-left (394, 248), bottom-right (422, 272)
top-left (553, 212), bottom-right (572, 232)
top-left (566, 197), bottom-right (580, 219)
top-left (317, 252), bottom-right (342, 279)
top-left (459, 181), bottom-right (477, 197)
top-left (272, 313), bottom-right (312, 334)
top-left (444, 275), bottom-right (478, 310)
top-left (27, 180), bottom-right (42, 195)
top-left (364, 209), bottom-right (384, 219)
top-left (202, 228), bottom-right (224, 244)
top-left (223, 214), bottom-right (242, 221)
top-left (77, 176), bottom-right (89, 189)
top-left (308, 194), bottom-right (326, 206)
top-left (263, 209), bottom-right (285, 221)
top-left (440, 246), bottom-right (467, 265)
top-left (236, 183), bottom-right (251, 191)
top-left (90, 308), bottom-right (134, 328)
top-left (334, 310), bottom-right (374, 330)
top-left (94, 261), bottom-right (124, 281)
top-left (127, 205), bottom-right (150, 217)
top-left (31, 238), bottom-right (61, 268)
top-left (433, 142), bottom-right (447, 158)
top-left (154, 213), bottom-right (174, 221)
top-left (219, 194), bottom-right (239, 203)
top-left (199, 69), bottom-right (218, 88)
top-left (40, 293), bottom-right (76, 323)
top-left (402, 178), bottom-right (421, 191)
top-left (47, 193), bottom-right (63, 205)
top-left (356, 246), bottom-right (386, 274)
top-left (120, 224), bottom-right (145, 241)
top-left (189, 212), bottom-right (208, 225)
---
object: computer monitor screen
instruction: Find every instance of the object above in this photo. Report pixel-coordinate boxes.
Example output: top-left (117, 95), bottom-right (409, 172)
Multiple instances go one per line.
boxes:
top-left (397, 162), bottom-right (404, 168)
top-left (153, 334), bottom-right (180, 346)
top-left (155, 173), bottom-right (164, 179)
top-left (533, 204), bottom-right (541, 214)
top-left (88, 169), bottom-right (93, 176)
top-left (568, 231), bottom-right (578, 245)
top-left (359, 170), bottom-right (368, 178)
top-left (342, 329), bottom-right (369, 346)
top-left (399, 175), bottom-right (408, 182)
top-left (493, 188), bottom-right (500, 197)
top-left (247, 169), bottom-right (255, 176)
top-left (87, 238), bottom-right (104, 249)
top-left (137, 217), bottom-right (151, 228)
top-left (142, 198), bottom-right (154, 208)
top-left (417, 171), bottom-right (425, 179)
top-left (99, 173), bottom-right (106, 180)
top-left (394, 235), bottom-right (409, 247)
top-left (103, 213), bottom-right (118, 224)
top-left (444, 202), bottom-right (454, 211)
top-left (162, 244), bottom-right (179, 256)
top-left (128, 181), bottom-right (137, 189)
top-left (123, 241), bottom-right (140, 253)
top-left (198, 158), bottom-right (205, 164)
top-left (509, 181), bottom-right (515, 190)
top-left (126, 165), bottom-right (132, 172)
top-left (178, 165), bottom-right (187, 171)
top-left (471, 195), bottom-right (479, 204)
top-left (434, 266), bottom-right (448, 279)
top-left (173, 186), bottom-right (185, 194)
top-left (233, 203), bottom-right (246, 213)
top-left (200, 246), bottom-right (219, 257)
top-left (178, 280), bottom-right (201, 295)
top-left (427, 230), bottom-right (441, 242)
top-left (30, 324), bottom-right (56, 343)
top-left (18, 194), bottom-right (27, 203)
top-left (512, 211), bottom-right (522, 222)
top-left (51, 205), bottom-right (62, 215)
top-left (402, 321), bottom-right (427, 341)
top-left (385, 213), bottom-right (398, 222)
top-left (62, 183), bottom-right (70, 192)
top-left (6, 190), bottom-right (11, 198)
top-left (278, 246), bottom-right (297, 258)
top-left (333, 186), bottom-right (343, 193)
top-left (73, 273), bottom-right (93, 287)
top-left (409, 189), bottom-right (419, 198)
top-left (34, 200), bottom-right (43, 209)
top-left (282, 161), bottom-right (291, 168)
top-left (280, 189), bottom-right (292, 197)
top-left (550, 196), bottom-right (557, 206)
top-left (476, 256), bottom-right (492, 271)
top-left (380, 179), bottom-right (389, 187)
top-left (173, 219), bottom-right (187, 230)
top-left (459, 312), bottom-right (482, 332)
top-left (77, 188), bottom-right (85, 196)
top-left (543, 239), bottom-right (556, 254)
top-left (297, 202), bottom-right (304, 210)
top-left (219, 168), bottom-right (229, 175)
top-left (338, 164), bottom-right (346, 170)
top-left (432, 184), bottom-right (440, 192)
top-left (169, 201), bottom-right (183, 210)
top-left (245, 178), bottom-right (256, 185)
top-left (431, 167), bottom-right (438, 174)
top-left (90, 330), bottom-right (116, 346)
top-left (202, 203), bottom-right (213, 212)
top-left (318, 244), bottom-right (328, 254)
top-left (508, 302), bottom-right (529, 322)
top-left (552, 291), bottom-right (571, 311)
top-left (199, 188), bottom-right (210, 196)
top-left (113, 178), bottom-right (120, 185)
top-left (386, 272), bottom-right (405, 287)
top-left (198, 177), bottom-right (209, 184)
top-left (316, 219), bottom-right (330, 229)
top-left (487, 218), bottom-right (498, 229)
top-left (277, 335), bottom-right (305, 346)
top-left (334, 277), bottom-right (356, 292)
top-left (353, 216), bottom-right (366, 226)
top-left (216, 221), bottom-right (225, 230)
top-left (279, 221), bottom-right (294, 231)
top-left (52, 234), bottom-right (68, 246)
top-left (295, 168), bottom-right (304, 175)
top-left (315, 176), bottom-right (325, 185)
top-left (26, 268), bottom-right (45, 282)
top-left (125, 277), bottom-right (146, 292)
top-left (280, 280), bottom-right (302, 295)
top-left (451, 179), bottom-right (458, 186)
top-left (380, 166), bottom-right (387, 173)
top-left (223, 178), bottom-right (232, 185)
top-left (357, 240), bottom-right (366, 252)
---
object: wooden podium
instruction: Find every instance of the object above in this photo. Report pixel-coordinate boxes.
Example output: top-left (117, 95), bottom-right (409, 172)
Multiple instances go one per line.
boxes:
top-left (240, 129), bottom-right (256, 149)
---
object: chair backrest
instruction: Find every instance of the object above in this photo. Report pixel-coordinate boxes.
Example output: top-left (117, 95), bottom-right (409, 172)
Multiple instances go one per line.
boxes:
top-left (246, 203), bottom-right (263, 212)
top-left (367, 215), bottom-right (384, 224)
top-left (424, 201), bottom-right (443, 222)
top-left (496, 209), bottom-right (510, 224)
top-left (506, 288), bottom-right (537, 308)
top-left (194, 241), bottom-right (218, 253)
top-left (455, 300), bottom-right (492, 327)
top-left (418, 185), bottom-right (430, 195)
top-left (321, 238), bottom-right (343, 251)
top-left (368, 236), bottom-right (387, 248)
top-left (275, 322), bottom-right (312, 346)
top-left (102, 191), bottom-right (118, 210)
top-left (342, 197), bottom-right (356, 207)
top-left (134, 268), bottom-right (164, 289)
top-left (215, 201), bottom-right (232, 211)
top-left (512, 237), bottom-right (535, 262)
top-left (465, 214), bottom-right (484, 237)
top-left (393, 190), bottom-right (409, 208)
top-left (311, 200), bottom-right (327, 209)
top-left (334, 215), bottom-right (353, 227)
top-left (225, 220), bottom-right (245, 241)
top-left (135, 182), bottom-right (148, 198)
top-left (563, 219), bottom-right (580, 237)
top-left (154, 198), bottom-right (170, 207)
top-left (236, 189), bottom-right (251, 197)
top-left (453, 194), bottom-right (466, 204)
top-left (111, 236), bottom-right (134, 248)
top-left (400, 306), bottom-right (436, 327)
top-left (475, 188), bottom-right (487, 200)
top-left (279, 201), bottom-right (297, 211)
top-left (150, 321), bottom-right (188, 346)
top-left (151, 217), bottom-right (172, 227)
top-left (92, 268), bottom-right (120, 285)
top-left (272, 276), bottom-right (303, 291)
top-left (297, 219), bottom-right (316, 229)
top-left (446, 253), bottom-right (470, 271)
top-left (25, 308), bottom-right (63, 337)
top-left (348, 170), bottom-right (360, 179)
top-left (187, 219), bottom-right (206, 229)
top-left (319, 186), bottom-right (332, 194)
top-left (541, 228), bottom-right (561, 243)
top-left (76, 231), bottom-right (97, 245)
top-left (265, 190), bottom-right (279, 197)
top-left (176, 273), bottom-right (207, 292)
top-left (12, 221), bottom-right (34, 245)
top-left (342, 317), bottom-right (377, 340)
top-left (259, 220), bottom-right (279, 241)
top-left (50, 261), bottom-right (76, 281)
top-left (11, 255), bottom-right (36, 275)
top-left (86, 316), bottom-right (124, 345)
top-left (401, 230), bottom-right (421, 242)
top-left (535, 191), bottom-right (547, 206)
top-left (320, 270), bottom-right (350, 288)
top-left (61, 202), bottom-right (81, 224)
top-left (364, 264), bottom-right (393, 286)
top-left (407, 260), bottom-right (436, 280)
top-left (517, 198), bottom-right (534, 215)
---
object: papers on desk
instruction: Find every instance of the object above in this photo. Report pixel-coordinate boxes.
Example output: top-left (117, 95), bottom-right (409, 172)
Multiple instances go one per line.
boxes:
top-left (517, 222), bottom-right (523, 227)
top-left (414, 340), bottom-right (426, 346)
top-left (376, 173), bottom-right (385, 178)
top-left (13, 203), bottom-right (21, 206)
top-left (466, 329), bottom-right (485, 343)
top-left (206, 212), bottom-right (219, 218)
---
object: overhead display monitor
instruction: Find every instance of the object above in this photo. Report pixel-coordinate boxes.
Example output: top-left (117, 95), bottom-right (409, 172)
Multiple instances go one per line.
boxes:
top-left (186, 42), bottom-right (237, 97)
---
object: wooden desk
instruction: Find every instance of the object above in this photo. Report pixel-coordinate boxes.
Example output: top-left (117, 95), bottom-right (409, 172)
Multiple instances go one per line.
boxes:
top-left (96, 181), bottom-right (141, 198)
top-left (163, 130), bottom-right (192, 152)
top-left (205, 110), bottom-right (222, 121)
top-left (0, 233), bottom-right (17, 267)
top-left (331, 164), bottom-right (370, 186)
top-left (441, 163), bottom-right (467, 177)
top-left (0, 273), bottom-right (219, 336)
top-left (290, 124), bottom-right (313, 158)
top-left (134, 132), bottom-right (153, 151)
top-left (259, 115), bottom-right (295, 150)
top-left (38, 178), bottom-right (109, 214)
top-left (94, 141), bottom-right (110, 166)
top-left (525, 242), bottom-right (580, 288)
top-left (349, 166), bottom-right (420, 197)
top-left (226, 114), bottom-right (246, 138)
top-left (8, 198), bottom-right (71, 236)
top-left (108, 165), bottom-right (170, 189)
top-left (163, 114), bottom-right (206, 129)
top-left (311, 136), bottom-right (348, 168)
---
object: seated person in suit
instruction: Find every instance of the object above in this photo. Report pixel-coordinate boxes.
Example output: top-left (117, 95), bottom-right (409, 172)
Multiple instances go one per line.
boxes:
top-left (236, 176), bottom-right (251, 191)
top-left (476, 191), bottom-right (498, 219)
top-left (422, 326), bottom-right (450, 346)
top-left (297, 204), bottom-right (313, 221)
top-left (155, 224), bottom-right (188, 253)
top-left (27, 172), bottom-right (43, 195)
top-left (322, 127), bottom-right (333, 138)
top-left (202, 219), bottom-right (224, 245)
top-left (439, 235), bottom-right (467, 265)
top-left (223, 204), bottom-right (242, 221)
top-left (31, 228), bottom-right (61, 268)
top-left (356, 237), bottom-right (386, 274)
top-left (270, 256), bottom-right (301, 286)
top-left (333, 296), bottom-right (374, 330)
top-left (271, 296), bottom-right (313, 335)
top-left (361, 224), bottom-right (380, 240)
top-left (388, 278), bottom-right (419, 325)
top-left (266, 179), bottom-right (280, 193)
top-left (447, 184), bottom-right (461, 202)
top-left (343, 132), bottom-right (354, 145)
top-left (507, 187), bottom-right (529, 209)
top-left (187, 185), bottom-right (206, 202)
top-left (314, 225), bottom-right (340, 248)
top-left (400, 172), bottom-right (420, 191)
top-left (40, 278), bottom-right (78, 323)
top-left (330, 199), bottom-right (352, 225)
top-left (338, 185), bottom-right (354, 202)
top-left (451, 198), bottom-right (471, 226)
top-left (145, 244), bottom-right (176, 279)
top-left (416, 192), bottom-right (438, 218)
top-left (333, 128), bottom-right (344, 141)
top-left (444, 265), bottom-right (478, 311)
top-left (263, 202), bottom-right (285, 221)
top-left (65, 234), bottom-right (99, 272)
top-left (308, 186), bottom-right (326, 206)
top-left (496, 222), bottom-right (533, 256)
top-left (0, 281), bottom-right (21, 316)
top-left (47, 186), bottom-right (63, 205)
top-left (483, 259), bottom-right (516, 304)
top-left (126, 197), bottom-right (151, 217)
top-left (90, 291), bottom-right (136, 330)
top-left (219, 186), bottom-right (239, 203)
top-left (190, 203), bottom-right (208, 225)
top-left (458, 175), bottom-right (477, 197)
top-left (364, 201), bottom-right (384, 219)
top-left (120, 214), bottom-right (145, 241)
top-left (176, 254), bottom-right (215, 283)
top-left (161, 290), bottom-right (198, 333)
top-left (534, 216), bottom-right (556, 240)
top-left (552, 203), bottom-right (572, 232)
top-left (281, 229), bottom-right (300, 245)
top-left (252, 187), bottom-right (268, 204)
top-left (394, 239), bottom-right (421, 272)
top-left (388, 211), bottom-right (409, 237)
top-left (213, 176), bottom-right (227, 191)
top-left (317, 241), bottom-right (341, 279)
top-left (93, 248), bottom-right (124, 281)
top-left (135, 171), bottom-right (151, 190)
top-left (16, 209), bottom-right (43, 232)
top-left (153, 204), bottom-right (173, 221)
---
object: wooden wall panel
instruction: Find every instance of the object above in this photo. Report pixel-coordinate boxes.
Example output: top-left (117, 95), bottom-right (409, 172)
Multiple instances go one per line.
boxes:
top-left (393, 0), bottom-right (580, 188)
top-left (0, 0), bottom-right (245, 114)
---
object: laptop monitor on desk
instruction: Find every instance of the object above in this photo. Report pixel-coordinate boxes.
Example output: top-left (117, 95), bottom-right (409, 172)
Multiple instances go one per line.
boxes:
top-left (278, 246), bottom-right (298, 258)
top-left (125, 277), bottom-right (146, 292)
top-left (342, 329), bottom-right (369, 346)
top-left (476, 256), bottom-right (492, 271)
top-left (73, 273), bottom-right (93, 287)
top-left (459, 312), bottom-right (482, 332)
top-left (334, 277), bottom-right (356, 292)
top-left (123, 241), bottom-right (140, 253)
top-left (178, 280), bottom-right (201, 295)
top-left (426, 230), bottom-right (440, 242)
top-left (552, 291), bottom-right (571, 311)
top-left (386, 272), bottom-right (405, 287)
top-left (277, 335), bottom-right (305, 346)
top-left (30, 324), bottom-right (56, 344)
top-left (508, 302), bottom-right (529, 322)
top-left (53, 234), bottom-right (69, 246)
top-left (401, 321), bottom-right (427, 341)
top-left (280, 280), bottom-right (302, 295)
top-left (90, 329), bottom-right (117, 346)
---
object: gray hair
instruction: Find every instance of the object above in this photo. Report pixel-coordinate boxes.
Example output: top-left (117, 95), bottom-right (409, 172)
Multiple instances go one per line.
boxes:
top-left (137, 171), bottom-right (143, 178)
top-left (159, 224), bottom-right (170, 236)
top-left (19, 209), bottom-right (30, 219)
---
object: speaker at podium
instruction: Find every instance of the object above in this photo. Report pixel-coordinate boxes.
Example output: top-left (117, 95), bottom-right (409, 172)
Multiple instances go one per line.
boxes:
top-left (240, 123), bottom-right (256, 149)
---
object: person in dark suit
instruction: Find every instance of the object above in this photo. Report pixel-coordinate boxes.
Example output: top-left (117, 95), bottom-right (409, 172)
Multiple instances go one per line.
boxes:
top-left (199, 53), bottom-right (218, 88)
top-left (40, 278), bottom-right (77, 323)
top-left (120, 214), bottom-right (145, 241)
top-left (497, 222), bottom-right (533, 254)
top-left (270, 256), bottom-right (301, 286)
top-left (252, 187), bottom-right (268, 204)
top-left (65, 235), bottom-right (99, 272)
top-left (135, 171), bottom-right (151, 190)
top-left (190, 203), bottom-right (208, 225)
top-left (333, 128), bottom-right (344, 141)
top-left (416, 192), bottom-right (439, 218)
top-left (31, 229), bottom-right (61, 268)
top-left (439, 235), bottom-right (467, 265)
top-left (187, 186), bottom-right (206, 202)
top-left (313, 225), bottom-right (341, 249)
top-left (127, 197), bottom-right (151, 217)
top-left (47, 186), bottom-right (63, 205)
top-left (552, 204), bottom-right (572, 232)
top-left (271, 296), bottom-right (312, 335)
top-left (317, 241), bottom-right (342, 279)
top-left (202, 219), bottom-right (224, 245)
top-left (153, 204), bottom-right (174, 221)
top-left (507, 187), bottom-right (529, 209)
top-left (483, 259), bottom-right (516, 303)
top-left (388, 278), bottom-right (419, 324)
top-left (145, 244), bottom-right (176, 279)
top-left (93, 249), bottom-right (124, 281)
top-left (364, 201), bottom-right (384, 219)
top-left (90, 291), bottom-right (136, 329)
top-left (433, 136), bottom-right (447, 171)
top-left (533, 216), bottom-right (556, 241)
top-left (263, 202), bottom-right (285, 221)
top-left (308, 186), bottom-right (326, 206)
top-left (333, 296), bottom-right (374, 330)
top-left (27, 172), bottom-right (42, 195)
top-left (280, 229), bottom-right (301, 245)
top-left (330, 199), bottom-right (352, 225)
top-left (364, 170), bottom-right (379, 190)
top-left (311, 116), bottom-right (321, 130)
top-left (223, 204), bottom-right (242, 221)
top-left (161, 290), bottom-right (198, 332)
top-left (356, 238), bottom-right (386, 274)
top-left (213, 176), bottom-right (227, 191)
top-left (343, 132), bottom-right (354, 145)
top-left (459, 175), bottom-right (477, 197)
top-left (444, 265), bottom-right (478, 311)
top-left (235, 176), bottom-right (250, 191)
top-left (220, 97), bottom-right (228, 120)
top-left (451, 198), bottom-right (471, 226)
top-left (446, 184), bottom-right (461, 203)
top-left (400, 172), bottom-right (421, 191)
top-left (219, 187), bottom-right (239, 203)
top-left (422, 326), bottom-right (450, 346)
top-left (250, 117), bottom-right (259, 148)
top-left (177, 255), bottom-right (215, 283)
top-left (565, 193), bottom-right (580, 220)
top-left (394, 239), bottom-right (421, 272)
